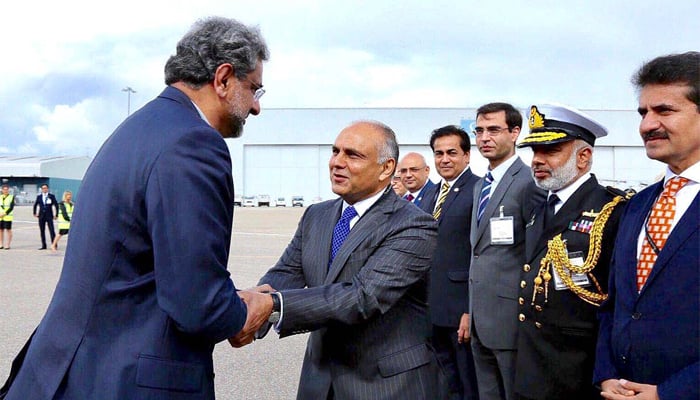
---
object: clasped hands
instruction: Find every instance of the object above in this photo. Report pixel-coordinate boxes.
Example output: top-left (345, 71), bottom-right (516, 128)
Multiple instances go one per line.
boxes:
top-left (228, 284), bottom-right (276, 348)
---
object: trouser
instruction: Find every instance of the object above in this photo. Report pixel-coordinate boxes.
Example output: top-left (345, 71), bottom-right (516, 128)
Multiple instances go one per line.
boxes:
top-left (432, 325), bottom-right (480, 400)
top-left (38, 216), bottom-right (55, 247)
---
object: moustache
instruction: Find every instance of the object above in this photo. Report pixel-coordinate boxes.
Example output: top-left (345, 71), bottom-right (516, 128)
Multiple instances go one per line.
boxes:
top-left (642, 130), bottom-right (669, 142)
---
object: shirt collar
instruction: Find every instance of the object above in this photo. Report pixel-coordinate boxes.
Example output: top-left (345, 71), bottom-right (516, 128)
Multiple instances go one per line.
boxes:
top-left (342, 187), bottom-right (385, 219)
top-left (488, 154), bottom-right (519, 183)
top-left (191, 101), bottom-right (211, 126)
top-left (664, 160), bottom-right (700, 185)
top-left (442, 167), bottom-right (471, 187)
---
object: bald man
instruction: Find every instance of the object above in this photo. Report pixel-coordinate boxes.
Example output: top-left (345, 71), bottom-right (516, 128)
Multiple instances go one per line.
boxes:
top-left (399, 152), bottom-right (435, 207)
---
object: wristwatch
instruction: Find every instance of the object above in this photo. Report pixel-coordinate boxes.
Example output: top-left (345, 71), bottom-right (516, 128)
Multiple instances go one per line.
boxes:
top-left (268, 292), bottom-right (281, 324)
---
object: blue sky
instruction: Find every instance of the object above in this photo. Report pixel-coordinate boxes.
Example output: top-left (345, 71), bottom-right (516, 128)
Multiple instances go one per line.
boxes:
top-left (1, 0), bottom-right (698, 156)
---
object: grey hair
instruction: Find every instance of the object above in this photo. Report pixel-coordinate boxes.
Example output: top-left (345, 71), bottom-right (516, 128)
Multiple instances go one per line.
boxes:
top-left (164, 16), bottom-right (270, 88)
top-left (573, 139), bottom-right (593, 169)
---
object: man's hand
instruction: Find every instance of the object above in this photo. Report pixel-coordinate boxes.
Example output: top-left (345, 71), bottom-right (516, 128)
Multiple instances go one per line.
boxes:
top-left (457, 313), bottom-right (470, 344)
top-left (601, 379), bottom-right (658, 399)
top-left (247, 284), bottom-right (275, 293)
top-left (228, 290), bottom-right (273, 348)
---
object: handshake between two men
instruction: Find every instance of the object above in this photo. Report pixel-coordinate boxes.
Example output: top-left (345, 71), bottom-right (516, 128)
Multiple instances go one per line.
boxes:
top-left (228, 284), bottom-right (277, 348)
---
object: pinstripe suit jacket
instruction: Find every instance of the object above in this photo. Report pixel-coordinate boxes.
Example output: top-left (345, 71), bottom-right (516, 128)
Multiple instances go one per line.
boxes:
top-left (259, 188), bottom-right (439, 400)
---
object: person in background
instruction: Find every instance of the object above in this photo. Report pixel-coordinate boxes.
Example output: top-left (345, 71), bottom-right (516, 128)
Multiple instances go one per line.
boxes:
top-left (595, 51), bottom-right (700, 400)
top-left (0, 183), bottom-right (14, 250)
top-left (399, 152), bottom-right (435, 207)
top-left (392, 171), bottom-right (408, 197)
top-left (514, 104), bottom-right (628, 400)
top-left (33, 183), bottom-right (58, 250)
top-left (50, 191), bottom-right (74, 251)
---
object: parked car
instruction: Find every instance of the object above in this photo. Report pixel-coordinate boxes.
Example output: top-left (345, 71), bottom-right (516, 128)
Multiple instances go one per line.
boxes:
top-left (291, 196), bottom-right (304, 207)
top-left (242, 195), bottom-right (256, 207)
top-left (257, 194), bottom-right (271, 207)
top-left (234, 194), bottom-right (242, 207)
top-left (275, 197), bottom-right (286, 207)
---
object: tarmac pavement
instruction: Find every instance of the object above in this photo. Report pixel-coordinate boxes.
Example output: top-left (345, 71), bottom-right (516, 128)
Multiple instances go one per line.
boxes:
top-left (0, 205), bottom-right (308, 399)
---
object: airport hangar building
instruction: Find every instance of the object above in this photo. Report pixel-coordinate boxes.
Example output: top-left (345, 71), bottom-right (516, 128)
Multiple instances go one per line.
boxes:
top-left (1, 107), bottom-right (663, 206)
top-left (229, 107), bottom-right (663, 205)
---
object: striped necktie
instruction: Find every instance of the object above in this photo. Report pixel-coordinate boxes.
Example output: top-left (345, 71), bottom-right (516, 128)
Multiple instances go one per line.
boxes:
top-left (432, 181), bottom-right (450, 220)
top-left (477, 172), bottom-right (494, 225)
top-left (636, 176), bottom-right (689, 291)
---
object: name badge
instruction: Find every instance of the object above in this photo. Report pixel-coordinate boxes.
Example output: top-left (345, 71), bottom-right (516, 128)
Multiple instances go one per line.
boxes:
top-left (553, 251), bottom-right (591, 290)
top-left (46, 199), bottom-right (52, 204)
top-left (490, 216), bottom-right (514, 245)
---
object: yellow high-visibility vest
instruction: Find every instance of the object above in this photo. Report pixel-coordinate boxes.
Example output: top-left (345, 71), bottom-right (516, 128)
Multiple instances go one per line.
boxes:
top-left (58, 202), bottom-right (74, 230)
top-left (0, 194), bottom-right (13, 222)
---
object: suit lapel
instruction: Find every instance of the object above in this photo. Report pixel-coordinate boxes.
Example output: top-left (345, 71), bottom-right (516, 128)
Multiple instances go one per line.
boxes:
top-left (415, 180), bottom-right (434, 207)
top-left (641, 190), bottom-right (700, 293)
top-left (438, 169), bottom-right (473, 224)
top-left (528, 177), bottom-right (599, 261)
top-left (315, 200), bottom-right (343, 283)
top-left (325, 190), bottom-right (394, 284)
top-left (474, 160), bottom-right (526, 247)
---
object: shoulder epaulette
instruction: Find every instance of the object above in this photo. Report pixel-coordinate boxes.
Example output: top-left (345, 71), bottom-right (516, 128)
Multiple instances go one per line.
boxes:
top-left (606, 186), bottom-right (633, 200)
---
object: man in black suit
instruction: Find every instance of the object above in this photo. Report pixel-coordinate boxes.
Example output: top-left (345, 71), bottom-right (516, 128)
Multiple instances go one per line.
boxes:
top-left (420, 125), bottom-right (480, 399)
top-left (514, 104), bottom-right (628, 400)
top-left (33, 183), bottom-right (59, 250)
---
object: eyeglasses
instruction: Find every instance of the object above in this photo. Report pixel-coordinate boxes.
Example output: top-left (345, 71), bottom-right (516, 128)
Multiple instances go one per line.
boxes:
top-left (473, 126), bottom-right (510, 137)
top-left (244, 77), bottom-right (266, 101)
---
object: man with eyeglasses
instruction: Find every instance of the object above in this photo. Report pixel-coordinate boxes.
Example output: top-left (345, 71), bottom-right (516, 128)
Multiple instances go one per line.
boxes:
top-left (399, 152), bottom-right (435, 207)
top-left (1, 17), bottom-right (272, 400)
top-left (468, 103), bottom-right (545, 400)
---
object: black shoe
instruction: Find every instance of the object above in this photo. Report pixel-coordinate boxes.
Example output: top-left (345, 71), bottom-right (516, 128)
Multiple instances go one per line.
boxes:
top-left (38, 247), bottom-right (47, 250)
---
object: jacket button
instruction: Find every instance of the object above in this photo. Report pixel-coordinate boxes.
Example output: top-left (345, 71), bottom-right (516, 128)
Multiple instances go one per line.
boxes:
top-left (518, 297), bottom-right (525, 305)
top-left (520, 280), bottom-right (527, 288)
top-left (620, 355), bottom-right (627, 364)
top-left (535, 305), bottom-right (543, 312)
top-left (632, 312), bottom-right (642, 320)
top-left (518, 313), bottom-right (525, 322)
top-left (535, 322), bottom-right (542, 329)
top-left (523, 264), bottom-right (531, 272)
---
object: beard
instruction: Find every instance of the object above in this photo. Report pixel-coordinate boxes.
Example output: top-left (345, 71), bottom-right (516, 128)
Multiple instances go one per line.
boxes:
top-left (532, 151), bottom-right (580, 191)
top-left (225, 90), bottom-right (247, 138)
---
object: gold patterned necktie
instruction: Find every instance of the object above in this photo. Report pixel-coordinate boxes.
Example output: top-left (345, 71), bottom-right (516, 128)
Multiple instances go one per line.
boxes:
top-left (432, 181), bottom-right (450, 220)
top-left (636, 176), bottom-right (689, 291)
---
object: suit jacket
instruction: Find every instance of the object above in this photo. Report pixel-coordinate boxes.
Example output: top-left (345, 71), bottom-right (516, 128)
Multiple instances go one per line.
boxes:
top-left (514, 175), bottom-right (626, 400)
top-left (408, 180), bottom-right (435, 208)
top-left (259, 189), bottom-right (439, 400)
top-left (5, 87), bottom-right (247, 400)
top-left (469, 157), bottom-right (545, 349)
top-left (420, 169), bottom-right (480, 327)
top-left (594, 180), bottom-right (699, 399)
top-left (33, 193), bottom-right (58, 218)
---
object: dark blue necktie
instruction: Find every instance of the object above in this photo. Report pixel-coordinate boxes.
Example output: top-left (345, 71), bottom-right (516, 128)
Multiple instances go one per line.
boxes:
top-left (477, 172), bottom-right (494, 225)
top-left (330, 206), bottom-right (357, 265)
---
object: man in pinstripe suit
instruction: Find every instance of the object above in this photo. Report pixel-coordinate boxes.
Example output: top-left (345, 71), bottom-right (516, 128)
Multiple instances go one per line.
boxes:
top-left (256, 120), bottom-right (440, 400)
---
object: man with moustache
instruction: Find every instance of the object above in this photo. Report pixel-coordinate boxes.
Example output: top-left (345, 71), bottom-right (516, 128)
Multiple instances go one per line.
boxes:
top-left (420, 125), bottom-right (480, 400)
top-left (1, 17), bottom-right (272, 400)
top-left (255, 121), bottom-right (439, 400)
top-left (514, 104), bottom-right (628, 400)
top-left (468, 103), bottom-right (545, 400)
top-left (399, 152), bottom-right (435, 207)
top-left (595, 51), bottom-right (700, 400)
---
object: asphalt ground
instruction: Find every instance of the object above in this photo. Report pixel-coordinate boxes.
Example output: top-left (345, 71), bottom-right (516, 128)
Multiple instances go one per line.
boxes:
top-left (0, 205), bottom-right (309, 399)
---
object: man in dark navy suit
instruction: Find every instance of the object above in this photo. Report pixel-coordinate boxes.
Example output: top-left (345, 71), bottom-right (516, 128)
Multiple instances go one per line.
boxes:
top-left (420, 125), bottom-right (480, 400)
top-left (32, 183), bottom-right (58, 250)
top-left (595, 51), bottom-right (699, 400)
top-left (2, 17), bottom-right (273, 400)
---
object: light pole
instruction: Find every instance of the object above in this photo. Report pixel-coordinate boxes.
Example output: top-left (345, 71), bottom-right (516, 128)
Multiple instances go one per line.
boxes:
top-left (122, 87), bottom-right (136, 116)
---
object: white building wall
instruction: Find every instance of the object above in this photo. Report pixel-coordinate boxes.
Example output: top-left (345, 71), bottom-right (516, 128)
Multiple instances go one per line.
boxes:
top-left (226, 108), bottom-right (662, 201)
